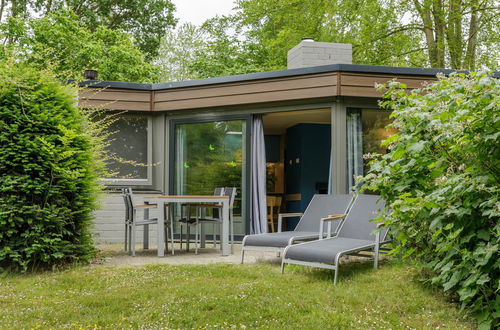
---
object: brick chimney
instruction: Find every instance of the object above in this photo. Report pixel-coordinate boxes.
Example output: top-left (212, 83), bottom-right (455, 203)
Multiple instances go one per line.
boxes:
top-left (84, 69), bottom-right (98, 80)
top-left (287, 38), bottom-right (352, 69)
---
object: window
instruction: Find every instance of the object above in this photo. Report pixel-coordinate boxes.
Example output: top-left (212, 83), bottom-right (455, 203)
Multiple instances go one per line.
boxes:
top-left (104, 114), bottom-right (151, 183)
top-left (347, 108), bottom-right (394, 190)
top-left (361, 109), bottom-right (394, 160)
top-left (173, 119), bottom-right (247, 233)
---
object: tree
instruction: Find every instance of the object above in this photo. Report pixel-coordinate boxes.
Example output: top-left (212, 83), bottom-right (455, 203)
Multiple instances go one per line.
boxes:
top-left (155, 23), bottom-right (205, 82)
top-left (235, 0), bottom-right (427, 70)
top-left (0, 0), bottom-right (177, 59)
top-left (188, 15), bottom-right (268, 78)
top-left (410, 0), bottom-right (499, 69)
top-left (362, 72), bottom-right (499, 326)
top-left (1, 10), bottom-right (159, 82)
top-left (155, 16), bottom-right (267, 81)
top-left (0, 60), bottom-right (107, 271)
top-left (234, 0), bottom-right (498, 71)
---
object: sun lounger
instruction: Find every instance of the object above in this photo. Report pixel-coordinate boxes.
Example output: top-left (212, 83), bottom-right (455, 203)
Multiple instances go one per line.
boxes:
top-left (241, 194), bottom-right (354, 263)
top-left (281, 194), bottom-right (390, 284)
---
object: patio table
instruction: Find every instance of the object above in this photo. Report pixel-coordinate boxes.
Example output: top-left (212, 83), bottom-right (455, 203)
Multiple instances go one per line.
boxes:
top-left (143, 195), bottom-right (231, 257)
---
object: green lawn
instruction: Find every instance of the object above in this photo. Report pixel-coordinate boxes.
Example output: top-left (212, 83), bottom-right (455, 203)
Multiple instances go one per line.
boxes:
top-left (0, 260), bottom-right (474, 329)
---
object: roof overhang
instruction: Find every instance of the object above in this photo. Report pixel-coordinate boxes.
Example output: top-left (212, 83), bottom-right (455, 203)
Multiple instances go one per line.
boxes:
top-left (78, 64), bottom-right (499, 112)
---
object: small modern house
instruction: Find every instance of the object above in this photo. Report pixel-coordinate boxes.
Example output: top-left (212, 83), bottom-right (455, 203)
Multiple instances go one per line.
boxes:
top-left (83, 40), bottom-right (451, 243)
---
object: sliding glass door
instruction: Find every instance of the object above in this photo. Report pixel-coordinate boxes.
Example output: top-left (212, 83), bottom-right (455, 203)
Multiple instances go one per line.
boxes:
top-left (173, 119), bottom-right (248, 236)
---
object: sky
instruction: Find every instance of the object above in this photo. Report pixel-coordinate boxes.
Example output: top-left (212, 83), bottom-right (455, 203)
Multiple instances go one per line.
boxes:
top-left (171, 0), bottom-right (237, 26)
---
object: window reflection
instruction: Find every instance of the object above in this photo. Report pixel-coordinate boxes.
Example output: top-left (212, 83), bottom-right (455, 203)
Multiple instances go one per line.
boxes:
top-left (175, 120), bottom-right (246, 216)
top-left (106, 115), bottom-right (148, 179)
top-left (361, 109), bottom-right (394, 156)
top-left (347, 108), bottom-right (394, 191)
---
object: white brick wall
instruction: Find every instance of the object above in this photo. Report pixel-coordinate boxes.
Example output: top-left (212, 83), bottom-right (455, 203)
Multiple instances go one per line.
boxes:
top-left (92, 192), bottom-right (158, 244)
top-left (287, 41), bottom-right (352, 69)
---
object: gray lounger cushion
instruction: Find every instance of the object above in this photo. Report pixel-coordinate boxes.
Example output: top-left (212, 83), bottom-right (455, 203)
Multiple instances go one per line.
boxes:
top-left (243, 231), bottom-right (319, 247)
top-left (284, 237), bottom-right (374, 264)
top-left (294, 194), bottom-right (353, 232)
top-left (336, 194), bottom-right (387, 241)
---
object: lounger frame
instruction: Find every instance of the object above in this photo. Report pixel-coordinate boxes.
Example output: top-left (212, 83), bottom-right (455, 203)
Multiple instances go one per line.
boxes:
top-left (281, 195), bottom-right (391, 284)
top-left (241, 194), bottom-right (354, 263)
top-left (281, 236), bottom-right (391, 284)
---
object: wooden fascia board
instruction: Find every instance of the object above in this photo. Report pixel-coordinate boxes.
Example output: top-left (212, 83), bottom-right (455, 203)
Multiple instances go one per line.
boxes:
top-left (79, 71), bottom-right (440, 112)
top-left (152, 72), bottom-right (338, 111)
top-left (339, 71), bottom-right (436, 97)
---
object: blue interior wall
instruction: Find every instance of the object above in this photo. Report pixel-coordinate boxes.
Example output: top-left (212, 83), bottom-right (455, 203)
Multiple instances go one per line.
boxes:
top-left (285, 123), bottom-right (331, 229)
top-left (264, 135), bottom-right (281, 162)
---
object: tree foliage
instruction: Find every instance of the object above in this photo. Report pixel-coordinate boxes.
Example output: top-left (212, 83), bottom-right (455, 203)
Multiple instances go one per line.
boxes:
top-left (0, 0), bottom-right (177, 59)
top-left (189, 16), bottom-right (267, 79)
top-left (235, 0), bottom-right (426, 69)
top-left (1, 10), bottom-right (159, 82)
top-left (235, 0), bottom-right (499, 70)
top-left (155, 23), bottom-right (206, 82)
top-left (362, 72), bottom-right (499, 326)
top-left (409, 0), bottom-right (499, 70)
top-left (0, 60), bottom-right (107, 271)
top-left (155, 17), bottom-right (266, 82)
top-left (170, 0), bottom-right (498, 78)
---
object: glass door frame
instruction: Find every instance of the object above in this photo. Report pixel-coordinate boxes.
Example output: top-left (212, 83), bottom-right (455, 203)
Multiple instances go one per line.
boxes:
top-left (168, 114), bottom-right (253, 237)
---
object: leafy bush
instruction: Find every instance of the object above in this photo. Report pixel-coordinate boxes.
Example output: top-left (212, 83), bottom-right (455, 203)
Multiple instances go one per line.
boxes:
top-left (0, 61), bottom-right (105, 271)
top-left (362, 72), bottom-right (499, 327)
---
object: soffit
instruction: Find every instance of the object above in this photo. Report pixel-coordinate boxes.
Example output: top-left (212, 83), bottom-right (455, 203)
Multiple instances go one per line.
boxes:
top-left (263, 109), bottom-right (331, 135)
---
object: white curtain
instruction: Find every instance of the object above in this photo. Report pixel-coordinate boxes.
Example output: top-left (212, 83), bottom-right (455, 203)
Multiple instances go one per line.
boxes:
top-left (175, 127), bottom-right (186, 195)
top-left (346, 109), bottom-right (363, 192)
top-left (328, 152), bottom-right (333, 194)
top-left (250, 115), bottom-right (268, 234)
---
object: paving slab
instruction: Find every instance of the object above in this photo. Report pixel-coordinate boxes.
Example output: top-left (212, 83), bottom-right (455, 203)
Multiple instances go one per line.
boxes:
top-left (92, 243), bottom-right (281, 267)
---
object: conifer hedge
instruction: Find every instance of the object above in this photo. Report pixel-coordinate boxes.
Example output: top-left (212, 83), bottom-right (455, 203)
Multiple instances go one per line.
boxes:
top-left (0, 61), bottom-right (103, 271)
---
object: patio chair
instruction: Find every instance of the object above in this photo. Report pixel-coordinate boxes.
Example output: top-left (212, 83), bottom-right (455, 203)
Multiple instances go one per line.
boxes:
top-left (187, 187), bottom-right (237, 254)
top-left (267, 195), bottom-right (283, 233)
top-left (122, 188), bottom-right (175, 256)
top-left (281, 194), bottom-right (390, 284)
top-left (241, 194), bottom-right (354, 264)
top-left (179, 187), bottom-right (224, 251)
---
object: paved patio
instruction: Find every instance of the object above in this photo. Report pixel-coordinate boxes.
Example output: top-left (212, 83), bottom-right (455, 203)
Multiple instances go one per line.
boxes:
top-left (93, 243), bottom-right (280, 267)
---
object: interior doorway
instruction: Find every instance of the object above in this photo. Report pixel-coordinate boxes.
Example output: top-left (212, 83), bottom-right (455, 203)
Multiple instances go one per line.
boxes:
top-left (262, 109), bottom-right (331, 232)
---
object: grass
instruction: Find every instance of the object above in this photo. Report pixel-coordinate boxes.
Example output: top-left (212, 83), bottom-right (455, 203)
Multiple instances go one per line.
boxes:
top-left (0, 259), bottom-right (474, 329)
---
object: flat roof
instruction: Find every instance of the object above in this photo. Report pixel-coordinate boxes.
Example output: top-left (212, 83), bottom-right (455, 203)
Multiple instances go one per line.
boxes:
top-left (79, 63), bottom-right (498, 91)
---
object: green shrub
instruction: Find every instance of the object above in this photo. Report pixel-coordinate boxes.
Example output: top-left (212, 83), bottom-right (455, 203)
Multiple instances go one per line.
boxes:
top-left (0, 60), bottom-right (105, 271)
top-left (362, 72), bottom-right (499, 327)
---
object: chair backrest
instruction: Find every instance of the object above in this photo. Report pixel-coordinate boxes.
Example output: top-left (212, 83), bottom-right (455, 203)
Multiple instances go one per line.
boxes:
top-left (337, 194), bottom-right (387, 241)
top-left (266, 195), bottom-right (282, 220)
top-left (295, 194), bottom-right (353, 232)
top-left (223, 187), bottom-right (237, 208)
top-left (122, 188), bottom-right (133, 222)
top-left (211, 187), bottom-right (225, 218)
